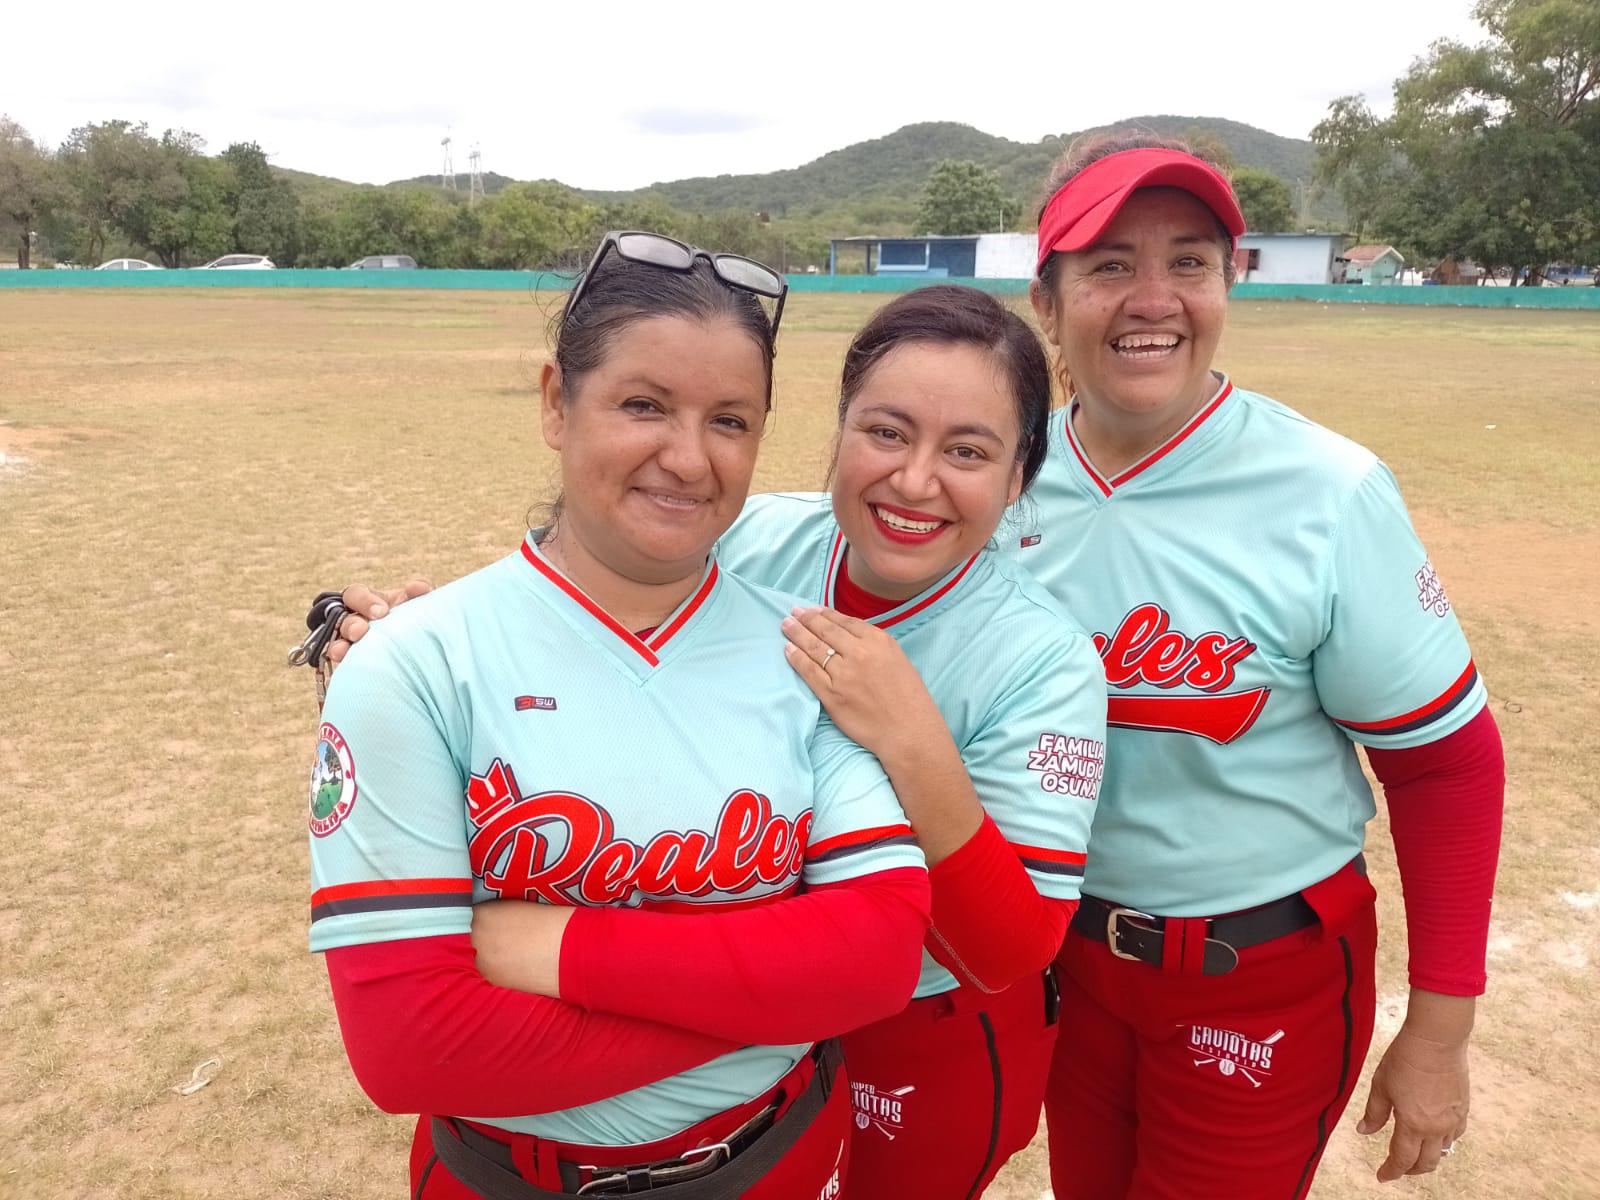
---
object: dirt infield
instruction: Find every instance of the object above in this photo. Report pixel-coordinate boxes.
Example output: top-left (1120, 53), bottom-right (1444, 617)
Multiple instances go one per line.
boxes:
top-left (1, 289), bottom-right (1596, 1199)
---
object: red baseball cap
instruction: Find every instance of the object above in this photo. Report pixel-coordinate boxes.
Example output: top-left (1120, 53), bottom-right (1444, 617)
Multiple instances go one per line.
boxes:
top-left (1035, 148), bottom-right (1246, 274)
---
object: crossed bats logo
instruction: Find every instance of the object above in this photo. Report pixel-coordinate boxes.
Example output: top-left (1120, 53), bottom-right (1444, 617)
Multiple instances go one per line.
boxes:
top-left (851, 1082), bottom-right (915, 1140)
top-left (1189, 1025), bottom-right (1285, 1088)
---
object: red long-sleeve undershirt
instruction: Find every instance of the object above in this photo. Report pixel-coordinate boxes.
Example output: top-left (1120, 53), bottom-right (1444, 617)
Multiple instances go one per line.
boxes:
top-left (324, 935), bottom-right (736, 1117)
top-left (560, 868), bottom-right (930, 1043)
top-left (1365, 706), bottom-right (1505, 996)
top-left (924, 814), bottom-right (1077, 991)
top-left (838, 561), bottom-right (1076, 992)
top-left (325, 868), bottom-right (928, 1116)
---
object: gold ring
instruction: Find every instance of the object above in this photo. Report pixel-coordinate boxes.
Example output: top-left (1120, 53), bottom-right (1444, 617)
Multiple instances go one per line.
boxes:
top-left (821, 648), bottom-right (837, 670)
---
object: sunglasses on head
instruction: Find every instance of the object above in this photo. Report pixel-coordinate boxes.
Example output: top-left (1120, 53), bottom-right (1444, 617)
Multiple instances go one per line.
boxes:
top-left (563, 231), bottom-right (788, 347)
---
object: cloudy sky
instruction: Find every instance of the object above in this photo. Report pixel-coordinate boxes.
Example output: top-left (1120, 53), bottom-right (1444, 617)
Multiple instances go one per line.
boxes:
top-left (9, 0), bottom-right (1487, 190)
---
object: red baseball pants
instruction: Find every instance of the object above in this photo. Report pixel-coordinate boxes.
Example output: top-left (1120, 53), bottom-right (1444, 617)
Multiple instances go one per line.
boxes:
top-left (1046, 867), bottom-right (1378, 1200)
top-left (840, 970), bottom-right (1059, 1199)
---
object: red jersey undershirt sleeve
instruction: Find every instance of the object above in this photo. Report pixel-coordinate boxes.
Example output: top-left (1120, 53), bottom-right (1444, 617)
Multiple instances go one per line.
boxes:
top-left (925, 814), bottom-right (1077, 991)
top-left (1365, 706), bottom-right (1504, 996)
top-left (834, 560), bottom-right (1083, 992)
top-left (324, 933), bottom-right (739, 1117)
top-left (561, 867), bottom-right (930, 1045)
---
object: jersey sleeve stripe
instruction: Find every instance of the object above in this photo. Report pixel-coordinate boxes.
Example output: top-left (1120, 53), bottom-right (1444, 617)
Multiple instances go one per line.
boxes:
top-left (311, 889), bottom-right (475, 923)
top-left (805, 823), bottom-right (917, 864)
top-left (1009, 841), bottom-right (1088, 877)
top-left (311, 878), bottom-right (474, 906)
top-left (1333, 661), bottom-right (1479, 735)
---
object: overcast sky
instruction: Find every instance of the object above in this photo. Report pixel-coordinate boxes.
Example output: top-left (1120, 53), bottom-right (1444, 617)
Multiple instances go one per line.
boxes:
top-left (8, 0), bottom-right (1488, 190)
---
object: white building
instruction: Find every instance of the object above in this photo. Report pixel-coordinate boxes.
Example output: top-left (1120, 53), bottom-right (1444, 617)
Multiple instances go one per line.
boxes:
top-left (1235, 233), bottom-right (1346, 285)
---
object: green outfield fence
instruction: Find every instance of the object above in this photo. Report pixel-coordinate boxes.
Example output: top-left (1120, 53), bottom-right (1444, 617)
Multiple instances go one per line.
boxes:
top-left (4, 268), bottom-right (1600, 309)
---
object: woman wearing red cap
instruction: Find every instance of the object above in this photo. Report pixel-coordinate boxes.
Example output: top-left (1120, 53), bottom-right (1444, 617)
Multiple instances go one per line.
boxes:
top-left (1017, 134), bottom-right (1504, 1198)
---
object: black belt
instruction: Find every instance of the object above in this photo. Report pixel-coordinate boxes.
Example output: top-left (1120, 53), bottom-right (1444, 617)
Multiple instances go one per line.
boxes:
top-left (430, 1040), bottom-right (842, 1198)
top-left (1071, 860), bottom-right (1363, 976)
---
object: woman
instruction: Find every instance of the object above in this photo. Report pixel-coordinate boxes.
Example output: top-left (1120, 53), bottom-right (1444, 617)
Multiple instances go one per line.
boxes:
top-left (306, 231), bottom-right (932, 1199)
top-left (1017, 134), bottom-right (1504, 1198)
top-left (310, 285), bottom-right (1109, 1199)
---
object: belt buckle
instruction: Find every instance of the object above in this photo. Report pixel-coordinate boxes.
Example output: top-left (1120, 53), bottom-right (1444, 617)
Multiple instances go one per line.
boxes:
top-left (1106, 906), bottom-right (1155, 961)
top-left (576, 1142), bottom-right (730, 1194)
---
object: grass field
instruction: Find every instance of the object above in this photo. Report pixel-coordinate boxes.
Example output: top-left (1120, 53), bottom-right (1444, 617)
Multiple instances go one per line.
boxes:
top-left (2, 289), bottom-right (1597, 1200)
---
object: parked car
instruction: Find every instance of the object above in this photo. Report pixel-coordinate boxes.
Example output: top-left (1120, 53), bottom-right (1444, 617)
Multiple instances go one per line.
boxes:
top-left (95, 258), bottom-right (164, 271)
top-left (199, 254), bottom-right (275, 270)
top-left (346, 254), bottom-right (418, 270)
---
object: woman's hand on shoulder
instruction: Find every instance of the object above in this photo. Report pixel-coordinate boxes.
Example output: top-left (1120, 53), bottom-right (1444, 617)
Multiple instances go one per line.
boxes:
top-left (318, 578), bottom-right (435, 666)
top-left (781, 606), bottom-right (942, 764)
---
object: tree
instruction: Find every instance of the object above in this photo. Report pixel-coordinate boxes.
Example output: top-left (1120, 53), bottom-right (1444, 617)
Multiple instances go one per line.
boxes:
top-left (479, 182), bottom-right (597, 270)
top-left (0, 117), bottom-right (66, 268)
top-left (57, 120), bottom-right (166, 265)
top-left (221, 143), bottom-right (302, 264)
top-left (1313, 0), bottom-right (1600, 276)
top-left (1231, 167), bottom-right (1294, 233)
top-left (917, 160), bottom-right (1006, 235)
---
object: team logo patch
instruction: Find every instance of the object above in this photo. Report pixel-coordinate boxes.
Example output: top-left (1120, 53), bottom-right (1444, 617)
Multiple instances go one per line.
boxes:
top-left (308, 722), bottom-right (357, 837)
top-left (851, 1080), bottom-right (913, 1139)
top-left (1415, 561), bottom-right (1451, 616)
top-left (1189, 1024), bottom-right (1283, 1088)
top-left (1027, 733), bottom-right (1104, 797)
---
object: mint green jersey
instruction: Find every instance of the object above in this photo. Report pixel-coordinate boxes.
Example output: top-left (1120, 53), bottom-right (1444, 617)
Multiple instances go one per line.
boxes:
top-left (719, 493), bottom-right (1108, 998)
top-left (307, 535), bottom-right (924, 1146)
top-left (1004, 378), bottom-right (1486, 915)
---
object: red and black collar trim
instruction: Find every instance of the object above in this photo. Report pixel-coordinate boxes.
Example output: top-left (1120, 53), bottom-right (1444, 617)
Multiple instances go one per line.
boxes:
top-left (1068, 377), bottom-right (1234, 498)
top-left (519, 538), bottom-right (719, 667)
top-left (820, 530), bottom-right (980, 631)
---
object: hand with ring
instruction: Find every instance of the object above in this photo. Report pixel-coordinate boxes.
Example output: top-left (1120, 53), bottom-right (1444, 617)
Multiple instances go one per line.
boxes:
top-left (780, 605), bottom-right (943, 761)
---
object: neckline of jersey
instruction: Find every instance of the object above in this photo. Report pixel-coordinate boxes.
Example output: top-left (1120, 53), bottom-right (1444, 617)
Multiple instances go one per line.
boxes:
top-left (820, 530), bottom-right (982, 632)
top-left (518, 535), bottom-right (721, 669)
top-left (1061, 374), bottom-right (1235, 499)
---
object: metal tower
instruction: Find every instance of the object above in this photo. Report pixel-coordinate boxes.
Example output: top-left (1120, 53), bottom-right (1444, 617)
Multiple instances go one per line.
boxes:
top-left (468, 145), bottom-right (485, 207)
top-left (440, 133), bottom-right (456, 191)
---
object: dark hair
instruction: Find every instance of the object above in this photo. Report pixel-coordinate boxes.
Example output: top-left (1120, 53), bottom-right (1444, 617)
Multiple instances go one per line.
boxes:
top-left (1034, 131), bottom-right (1238, 294)
top-left (548, 247), bottom-right (777, 408)
top-left (837, 285), bottom-right (1052, 494)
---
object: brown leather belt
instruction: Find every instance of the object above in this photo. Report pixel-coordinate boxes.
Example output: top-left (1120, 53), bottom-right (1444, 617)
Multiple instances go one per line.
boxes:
top-left (1070, 863), bottom-right (1357, 977)
top-left (430, 1039), bottom-right (841, 1198)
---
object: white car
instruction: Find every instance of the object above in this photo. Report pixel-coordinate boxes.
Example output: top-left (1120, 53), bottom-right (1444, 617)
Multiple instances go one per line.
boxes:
top-left (96, 258), bottom-right (163, 271)
top-left (199, 254), bottom-right (275, 270)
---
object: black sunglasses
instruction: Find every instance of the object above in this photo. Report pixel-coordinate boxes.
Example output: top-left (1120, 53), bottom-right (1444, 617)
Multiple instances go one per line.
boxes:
top-left (563, 231), bottom-right (788, 347)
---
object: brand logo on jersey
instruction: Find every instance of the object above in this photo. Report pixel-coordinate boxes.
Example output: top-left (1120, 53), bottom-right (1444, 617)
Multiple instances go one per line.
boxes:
top-left (1415, 561), bottom-right (1451, 617)
top-left (1020, 533), bottom-right (1042, 548)
top-left (1027, 733), bottom-right (1104, 797)
top-left (307, 722), bottom-right (357, 837)
top-left (1189, 1024), bottom-right (1283, 1088)
top-left (514, 695), bottom-right (557, 712)
top-left (851, 1081), bottom-right (914, 1140)
top-left (464, 759), bottom-right (811, 906)
top-left (1093, 604), bottom-right (1271, 744)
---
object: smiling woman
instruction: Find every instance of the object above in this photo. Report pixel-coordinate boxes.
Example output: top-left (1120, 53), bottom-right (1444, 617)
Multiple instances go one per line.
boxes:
top-left (304, 231), bottom-right (933, 1200)
top-left (1019, 133), bottom-right (1505, 1200)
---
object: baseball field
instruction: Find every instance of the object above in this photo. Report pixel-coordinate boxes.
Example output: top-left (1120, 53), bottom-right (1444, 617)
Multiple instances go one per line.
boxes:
top-left (2, 288), bottom-right (1596, 1199)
